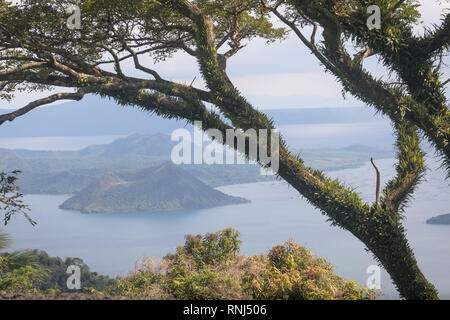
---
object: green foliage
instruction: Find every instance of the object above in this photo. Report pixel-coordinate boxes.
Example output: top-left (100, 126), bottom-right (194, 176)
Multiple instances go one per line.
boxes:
top-left (0, 232), bottom-right (9, 250)
top-left (111, 269), bottom-right (168, 298)
top-left (29, 250), bottom-right (117, 293)
top-left (246, 241), bottom-right (372, 300)
top-left (382, 122), bottom-right (425, 213)
top-left (176, 228), bottom-right (242, 266)
top-left (0, 248), bottom-right (48, 294)
top-left (0, 249), bottom-right (117, 294)
top-left (0, 171), bottom-right (34, 225)
top-left (109, 229), bottom-right (373, 300)
top-left (0, 234), bottom-right (116, 295)
top-left (0, 264), bottom-right (48, 294)
top-left (197, 0), bottom-right (286, 44)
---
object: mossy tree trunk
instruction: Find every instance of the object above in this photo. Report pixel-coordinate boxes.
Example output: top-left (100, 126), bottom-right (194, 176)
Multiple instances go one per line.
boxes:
top-left (168, 0), bottom-right (439, 299)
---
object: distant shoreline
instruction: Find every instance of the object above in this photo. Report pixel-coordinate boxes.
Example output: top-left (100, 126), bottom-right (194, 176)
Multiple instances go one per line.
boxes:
top-left (426, 214), bottom-right (450, 225)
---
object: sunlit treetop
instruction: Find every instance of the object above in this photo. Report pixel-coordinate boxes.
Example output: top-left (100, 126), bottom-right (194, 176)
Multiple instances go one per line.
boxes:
top-left (0, 0), bottom-right (285, 68)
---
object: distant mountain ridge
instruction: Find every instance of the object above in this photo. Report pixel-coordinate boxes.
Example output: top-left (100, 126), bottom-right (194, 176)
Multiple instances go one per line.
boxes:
top-left (0, 134), bottom-right (391, 161)
top-left (0, 133), bottom-right (175, 159)
top-left (60, 162), bottom-right (249, 213)
top-left (0, 133), bottom-right (394, 195)
top-left (426, 214), bottom-right (450, 225)
top-left (77, 133), bottom-right (175, 157)
top-left (0, 95), bottom-right (385, 138)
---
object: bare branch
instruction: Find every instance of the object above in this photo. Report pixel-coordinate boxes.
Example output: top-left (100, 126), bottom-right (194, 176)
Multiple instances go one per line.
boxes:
top-left (0, 92), bottom-right (84, 125)
top-left (111, 29), bottom-right (163, 81)
top-left (371, 157), bottom-right (381, 207)
top-left (0, 62), bottom-right (47, 77)
top-left (99, 44), bottom-right (126, 79)
top-left (354, 48), bottom-right (375, 64)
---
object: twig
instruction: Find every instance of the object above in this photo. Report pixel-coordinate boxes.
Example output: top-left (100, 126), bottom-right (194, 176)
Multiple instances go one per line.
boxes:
top-left (371, 157), bottom-right (381, 207)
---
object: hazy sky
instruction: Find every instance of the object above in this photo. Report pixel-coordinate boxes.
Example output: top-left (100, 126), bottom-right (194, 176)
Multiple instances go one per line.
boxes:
top-left (3, 0), bottom-right (449, 110)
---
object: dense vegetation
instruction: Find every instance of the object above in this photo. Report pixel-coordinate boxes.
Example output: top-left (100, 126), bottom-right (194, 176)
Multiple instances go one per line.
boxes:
top-left (1, 228), bottom-right (372, 300)
top-left (0, 248), bottom-right (117, 294)
top-left (0, 170), bottom-right (33, 225)
top-left (0, 233), bottom-right (46, 294)
top-left (108, 229), bottom-right (373, 300)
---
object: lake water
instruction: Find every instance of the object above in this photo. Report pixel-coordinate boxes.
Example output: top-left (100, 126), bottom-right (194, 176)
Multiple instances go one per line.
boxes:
top-left (2, 156), bottom-right (449, 299)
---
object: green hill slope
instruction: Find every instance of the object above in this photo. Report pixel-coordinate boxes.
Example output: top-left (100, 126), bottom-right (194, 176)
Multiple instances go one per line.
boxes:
top-left (59, 162), bottom-right (249, 213)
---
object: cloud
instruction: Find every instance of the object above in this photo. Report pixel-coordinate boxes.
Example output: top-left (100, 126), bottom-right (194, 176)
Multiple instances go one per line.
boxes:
top-left (416, 1), bottom-right (449, 29)
top-left (231, 72), bottom-right (345, 97)
top-left (2, 88), bottom-right (77, 110)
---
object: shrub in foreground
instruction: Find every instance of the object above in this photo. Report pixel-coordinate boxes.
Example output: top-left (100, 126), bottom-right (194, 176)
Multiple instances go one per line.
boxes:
top-left (109, 229), bottom-right (373, 300)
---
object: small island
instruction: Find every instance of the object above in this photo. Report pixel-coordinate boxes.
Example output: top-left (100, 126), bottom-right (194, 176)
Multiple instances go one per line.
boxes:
top-left (60, 162), bottom-right (249, 213)
top-left (426, 214), bottom-right (450, 225)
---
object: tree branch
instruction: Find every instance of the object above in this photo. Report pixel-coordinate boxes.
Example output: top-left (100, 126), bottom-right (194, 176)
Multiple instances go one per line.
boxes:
top-left (0, 92), bottom-right (85, 125)
top-left (277, 0), bottom-right (450, 176)
top-left (354, 48), bottom-right (375, 64)
top-left (0, 62), bottom-right (48, 77)
top-left (371, 157), bottom-right (381, 208)
top-left (416, 14), bottom-right (450, 59)
top-left (382, 122), bottom-right (425, 212)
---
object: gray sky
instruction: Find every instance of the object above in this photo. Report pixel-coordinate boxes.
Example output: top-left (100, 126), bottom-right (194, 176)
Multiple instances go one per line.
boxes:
top-left (3, 0), bottom-right (449, 110)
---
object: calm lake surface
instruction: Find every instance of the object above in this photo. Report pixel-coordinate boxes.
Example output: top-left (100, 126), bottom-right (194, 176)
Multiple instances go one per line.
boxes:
top-left (2, 155), bottom-right (449, 299)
